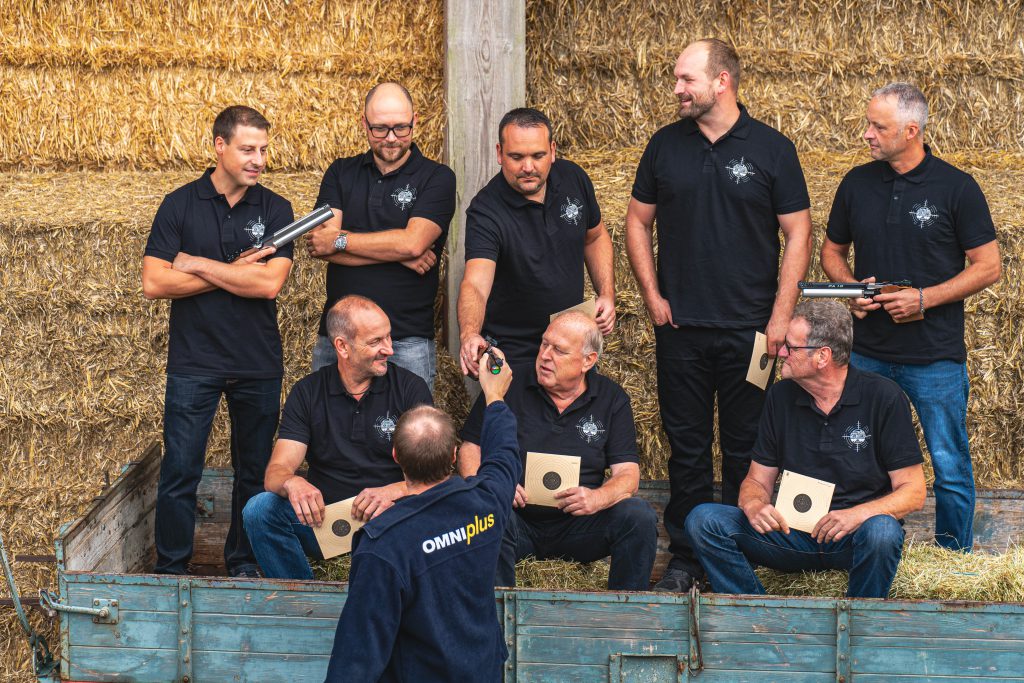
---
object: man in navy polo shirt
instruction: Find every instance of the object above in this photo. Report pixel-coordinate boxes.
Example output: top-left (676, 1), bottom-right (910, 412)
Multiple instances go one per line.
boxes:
top-left (625, 38), bottom-right (813, 591)
top-left (821, 83), bottom-right (1000, 552)
top-left (686, 301), bottom-right (926, 599)
top-left (142, 105), bottom-right (295, 577)
top-left (325, 349), bottom-right (519, 683)
top-left (305, 82), bottom-right (456, 390)
top-left (243, 295), bottom-right (432, 579)
top-left (459, 312), bottom-right (658, 590)
top-left (457, 107), bottom-right (616, 374)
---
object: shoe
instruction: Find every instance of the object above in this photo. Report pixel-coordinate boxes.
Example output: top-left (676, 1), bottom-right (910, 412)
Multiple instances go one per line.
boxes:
top-left (230, 566), bottom-right (263, 579)
top-left (653, 567), bottom-right (697, 593)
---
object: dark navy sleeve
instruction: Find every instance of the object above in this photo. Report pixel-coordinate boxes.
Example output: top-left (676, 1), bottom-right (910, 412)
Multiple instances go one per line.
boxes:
top-left (316, 159), bottom-right (345, 211)
top-left (410, 165), bottom-right (457, 230)
top-left (144, 194), bottom-right (183, 263)
top-left (631, 135), bottom-right (659, 205)
top-left (770, 138), bottom-right (811, 215)
top-left (605, 388), bottom-right (639, 466)
top-left (459, 393), bottom-right (486, 445)
top-left (825, 174), bottom-right (854, 245)
top-left (876, 386), bottom-right (924, 471)
top-left (750, 385), bottom-right (781, 468)
top-left (464, 203), bottom-right (503, 262)
top-left (954, 176), bottom-right (997, 251)
top-left (277, 378), bottom-right (312, 444)
top-left (580, 168), bottom-right (602, 230)
top-left (324, 552), bottom-right (404, 683)
top-left (475, 401), bottom-right (522, 514)
top-left (267, 197), bottom-right (296, 261)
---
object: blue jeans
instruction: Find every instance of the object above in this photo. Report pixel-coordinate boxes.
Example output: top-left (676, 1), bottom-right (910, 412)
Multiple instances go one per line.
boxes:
top-left (242, 492), bottom-right (323, 579)
top-left (497, 498), bottom-right (659, 591)
top-left (154, 374), bottom-right (281, 575)
top-left (312, 334), bottom-right (436, 391)
top-left (851, 352), bottom-right (973, 551)
top-left (685, 504), bottom-right (905, 599)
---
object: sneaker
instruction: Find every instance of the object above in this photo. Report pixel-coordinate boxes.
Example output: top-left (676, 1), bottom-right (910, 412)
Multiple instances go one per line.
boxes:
top-left (653, 567), bottom-right (697, 593)
top-left (230, 566), bottom-right (263, 579)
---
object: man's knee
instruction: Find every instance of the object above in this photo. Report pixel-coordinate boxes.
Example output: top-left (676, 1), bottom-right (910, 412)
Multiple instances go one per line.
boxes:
top-left (242, 491), bottom-right (281, 530)
top-left (608, 498), bottom-right (658, 535)
top-left (854, 515), bottom-right (904, 552)
top-left (685, 503), bottom-right (745, 541)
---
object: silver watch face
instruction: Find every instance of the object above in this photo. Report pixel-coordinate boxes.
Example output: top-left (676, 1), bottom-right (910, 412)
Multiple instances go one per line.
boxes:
top-left (334, 233), bottom-right (348, 251)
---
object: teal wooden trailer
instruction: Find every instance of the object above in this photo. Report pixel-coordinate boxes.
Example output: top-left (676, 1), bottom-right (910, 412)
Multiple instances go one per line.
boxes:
top-left (7, 443), bottom-right (1024, 682)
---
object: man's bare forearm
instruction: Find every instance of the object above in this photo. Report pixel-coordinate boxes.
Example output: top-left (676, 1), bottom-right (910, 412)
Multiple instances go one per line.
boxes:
top-left (583, 225), bottom-right (615, 298)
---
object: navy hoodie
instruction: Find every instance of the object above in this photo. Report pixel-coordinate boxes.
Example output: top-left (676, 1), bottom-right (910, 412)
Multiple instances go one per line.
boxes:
top-left (324, 401), bottom-right (521, 683)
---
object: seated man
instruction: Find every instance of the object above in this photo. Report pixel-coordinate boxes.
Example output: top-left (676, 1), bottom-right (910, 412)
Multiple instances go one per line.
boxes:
top-left (459, 311), bottom-right (658, 591)
top-left (326, 350), bottom-right (519, 682)
top-left (243, 295), bottom-right (432, 579)
top-left (686, 300), bottom-right (926, 599)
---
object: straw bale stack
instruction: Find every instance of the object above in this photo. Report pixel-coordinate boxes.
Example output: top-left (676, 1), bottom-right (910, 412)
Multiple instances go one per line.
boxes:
top-left (526, 0), bottom-right (1024, 155)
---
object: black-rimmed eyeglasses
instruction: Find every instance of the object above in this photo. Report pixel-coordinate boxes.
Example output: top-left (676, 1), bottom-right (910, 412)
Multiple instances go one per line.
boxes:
top-left (367, 122), bottom-right (414, 139)
top-left (782, 339), bottom-right (824, 353)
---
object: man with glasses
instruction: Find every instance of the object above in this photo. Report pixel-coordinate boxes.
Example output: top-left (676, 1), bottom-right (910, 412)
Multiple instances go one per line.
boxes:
top-left (142, 105), bottom-right (294, 578)
top-left (624, 38), bottom-right (813, 592)
top-left (243, 295), bottom-right (433, 579)
top-left (821, 83), bottom-right (1000, 552)
top-left (685, 301), bottom-right (926, 599)
top-left (306, 82), bottom-right (456, 390)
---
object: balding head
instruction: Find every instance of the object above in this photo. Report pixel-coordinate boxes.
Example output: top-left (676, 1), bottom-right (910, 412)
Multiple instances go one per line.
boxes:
top-left (326, 294), bottom-right (385, 341)
top-left (549, 310), bottom-right (603, 357)
top-left (364, 82), bottom-right (414, 115)
top-left (393, 405), bottom-right (457, 485)
top-left (536, 311), bottom-right (602, 393)
top-left (362, 82), bottom-right (416, 167)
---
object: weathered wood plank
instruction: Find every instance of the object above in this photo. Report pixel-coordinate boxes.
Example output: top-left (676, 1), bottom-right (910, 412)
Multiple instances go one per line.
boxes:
top-left (67, 611), bottom-right (178, 648)
top-left (853, 646), bottom-right (1024, 676)
top-left (517, 624), bottom-right (687, 640)
top-left (192, 651), bottom-right (330, 683)
top-left (443, 0), bottom-right (526, 354)
top-left (67, 646), bottom-right (177, 682)
top-left (66, 580), bottom-right (179, 613)
top-left (516, 635), bottom-right (685, 665)
top-left (193, 613), bottom-right (338, 654)
top-left (854, 635), bottom-right (1024, 652)
top-left (851, 605), bottom-right (1024, 639)
top-left (674, 673), bottom-right (834, 683)
top-left (516, 663), bottom-right (608, 683)
top-left (700, 603), bottom-right (836, 635)
top-left (700, 641), bottom-right (836, 672)
top-left (516, 597), bottom-right (687, 631)
top-left (191, 584), bottom-right (347, 619)
top-left (855, 677), bottom-right (1024, 682)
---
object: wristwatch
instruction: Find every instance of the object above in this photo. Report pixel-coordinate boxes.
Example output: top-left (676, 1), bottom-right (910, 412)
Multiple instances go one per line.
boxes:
top-left (333, 232), bottom-right (348, 251)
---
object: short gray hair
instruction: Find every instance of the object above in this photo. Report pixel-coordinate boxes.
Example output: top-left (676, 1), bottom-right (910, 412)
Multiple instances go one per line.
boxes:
top-left (793, 300), bottom-right (853, 366)
top-left (325, 294), bottom-right (381, 341)
top-left (550, 310), bottom-right (603, 358)
top-left (872, 82), bottom-right (928, 134)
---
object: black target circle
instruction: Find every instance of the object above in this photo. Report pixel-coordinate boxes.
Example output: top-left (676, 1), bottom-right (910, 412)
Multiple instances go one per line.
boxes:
top-left (759, 353), bottom-right (770, 370)
top-left (542, 471), bottom-right (562, 490)
top-left (332, 520), bottom-right (352, 537)
top-left (793, 494), bottom-right (813, 513)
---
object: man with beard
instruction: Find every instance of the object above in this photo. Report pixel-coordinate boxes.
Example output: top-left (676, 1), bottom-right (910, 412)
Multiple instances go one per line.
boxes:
top-left (821, 83), bottom-right (1000, 552)
top-left (306, 82), bottom-right (456, 390)
top-left (625, 39), bottom-right (813, 592)
top-left (142, 105), bottom-right (294, 578)
top-left (243, 295), bottom-right (433, 579)
top-left (458, 107), bottom-right (616, 374)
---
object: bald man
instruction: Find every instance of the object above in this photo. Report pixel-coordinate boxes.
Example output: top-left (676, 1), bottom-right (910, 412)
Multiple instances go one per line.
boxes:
top-left (459, 312), bottom-right (658, 591)
top-left (306, 82), bottom-right (456, 390)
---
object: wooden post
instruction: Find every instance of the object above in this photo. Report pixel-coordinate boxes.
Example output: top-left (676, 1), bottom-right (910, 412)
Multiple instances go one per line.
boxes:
top-left (443, 0), bottom-right (526, 357)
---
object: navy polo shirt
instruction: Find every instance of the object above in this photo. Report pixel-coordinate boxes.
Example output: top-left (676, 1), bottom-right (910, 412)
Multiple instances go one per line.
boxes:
top-left (826, 147), bottom-right (997, 364)
top-left (631, 105), bottom-right (810, 328)
top-left (460, 366), bottom-right (637, 521)
top-left (465, 159), bottom-right (602, 366)
top-left (315, 144), bottom-right (456, 340)
top-left (277, 363), bottom-right (433, 504)
top-left (751, 366), bottom-right (923, 511)
top-left (144, 169), bottom-right (294, 378)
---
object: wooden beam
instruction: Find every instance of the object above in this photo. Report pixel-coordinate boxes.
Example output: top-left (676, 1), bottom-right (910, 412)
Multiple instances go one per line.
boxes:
top-left (443, 0), bottom-right (526, 357)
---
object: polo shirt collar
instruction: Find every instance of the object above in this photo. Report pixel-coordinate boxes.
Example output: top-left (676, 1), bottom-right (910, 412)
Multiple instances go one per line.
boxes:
top-left (325, 364), bottom-right (391, 398)
top-left (881, 144), bottom-right (934, 184)
top-left (195, 167), bottom-right (264, 205)
top-left (359, 142), bottom-right (425, 177)
top-left (680, 103), bottom-right (753, 141)
top-left (496, 160), bottom-right (563, 210)
top-left (527, 365), bottom-right (599, 410)
top-left (794, 365), bottom-right (864, 413)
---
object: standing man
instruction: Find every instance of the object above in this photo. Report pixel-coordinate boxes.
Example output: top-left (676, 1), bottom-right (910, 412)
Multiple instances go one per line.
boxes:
top-left (458, 107), bottom-right (616, 374)
top-left (142, 105), bottom-right (295, 578)
top-left (306, 82), bottom-right (456, 390)
top-left (625, 38), bottom-right (813, 592)
top-left (325, 351), bottom-right (519, 682)
top-left (821, 83), bottom-right (1000, 552)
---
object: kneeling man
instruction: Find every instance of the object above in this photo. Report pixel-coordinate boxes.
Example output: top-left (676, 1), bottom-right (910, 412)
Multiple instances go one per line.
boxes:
top-left (459, 311), bottom-right (658, 590)
top-left (686, 300), bottom-right (926, 599)
top-left (243, 295), bottom-right (432, 579)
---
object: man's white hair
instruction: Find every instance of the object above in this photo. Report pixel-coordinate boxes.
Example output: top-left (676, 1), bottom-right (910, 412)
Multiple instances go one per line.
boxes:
top-left (872, 82), bottom-right (929, 134)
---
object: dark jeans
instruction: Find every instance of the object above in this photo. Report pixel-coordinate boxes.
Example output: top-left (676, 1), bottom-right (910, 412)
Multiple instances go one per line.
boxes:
top-left (496, 498), bottom-right (658, 591)
top-left (154, 373), bottom-right (281, 575)
top-left (243, 492), bottom-right (322, 579)
top-left (685, 503), bottom-right (905, 599)
top-left (655, 325), bottom-right (770, 575)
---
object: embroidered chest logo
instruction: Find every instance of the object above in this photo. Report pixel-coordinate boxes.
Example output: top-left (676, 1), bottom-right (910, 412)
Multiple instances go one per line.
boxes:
top-left (726, 157), bottom-right (756, 184)
top-left (374, 412), bottom-right (397, 441)
top-left (576, 414), bottom-right (606, 444)
top-left (842, 421), bottom-right (872, 452)
top-left (244, 216), bottom-right (266, 246)
top-left (391, 184), bottom-right (417, 211)
top-left (560, 197), bottom-right (584, 225)
top-left (909, 199), bottom-right (939, 229)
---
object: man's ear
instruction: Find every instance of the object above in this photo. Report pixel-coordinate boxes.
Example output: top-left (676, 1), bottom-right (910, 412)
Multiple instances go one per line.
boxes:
top-left (333, 336), bottom-right (347, 359)
top-left (392, 446), bottom-right (399, 464)
top-left (581, 350), bottom-right (598, 373)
